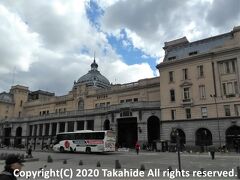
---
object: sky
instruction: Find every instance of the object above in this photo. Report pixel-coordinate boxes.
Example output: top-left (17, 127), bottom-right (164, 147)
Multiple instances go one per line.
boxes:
top-left (0, 0), bottom-right (239, 95)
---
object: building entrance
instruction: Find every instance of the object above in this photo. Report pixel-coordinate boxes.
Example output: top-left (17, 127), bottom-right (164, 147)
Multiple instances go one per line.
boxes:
top-left (117, 117), bottom-right (137, 148)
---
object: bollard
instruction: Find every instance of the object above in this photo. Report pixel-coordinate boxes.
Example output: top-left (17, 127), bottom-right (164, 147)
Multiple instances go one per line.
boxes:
top-left (115, 160), bottom-right (121, 169)
top-left (168, 166), bottom-right (173, 172)
top-left (79, 160), bottom-right (83, 166)
top-left (47, 155), bottom-right (53, 163)
top-left (140, 164), bottom-right (145, 171)
top-left (200, 168), bottom-right (204, 176)
top-left (63, 159), bottom-right (67, 164)
top-left (237, 166), bottom-right (240, 179)
top-left (97, 161), bottom-right (101, 167)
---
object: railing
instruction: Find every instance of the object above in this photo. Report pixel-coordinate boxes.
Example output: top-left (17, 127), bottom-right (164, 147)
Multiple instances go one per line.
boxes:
top-left (1, 101), bottom-right (160, 123)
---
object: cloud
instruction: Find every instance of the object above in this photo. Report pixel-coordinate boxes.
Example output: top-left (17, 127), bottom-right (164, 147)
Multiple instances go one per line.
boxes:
top-left (0, 0), bottom-right (155, 95)
top-left (206, 0), bottom-right (240, 30)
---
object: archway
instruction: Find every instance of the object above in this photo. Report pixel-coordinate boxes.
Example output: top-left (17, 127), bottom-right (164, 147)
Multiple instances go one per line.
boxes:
top-left (147, 116), bottom-right (160, 148)
top-left (170, 128), bottom-right (186, 145)
top-left (104, 119), bottom-right (110, 130)
top-left (4, 128), bottom-right (11, 146)
top-left (226, 125), bottom-right (240, 150)
top-left (15, 127), bottom-right (22, 147)
top-left (195, 128), bottom-right (212, 146)
top-left (78, 98), bottom-right (84, 110)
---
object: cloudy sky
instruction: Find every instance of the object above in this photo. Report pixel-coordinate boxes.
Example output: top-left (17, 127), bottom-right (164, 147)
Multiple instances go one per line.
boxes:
top-left (0, 0), bottom-right (239, 95)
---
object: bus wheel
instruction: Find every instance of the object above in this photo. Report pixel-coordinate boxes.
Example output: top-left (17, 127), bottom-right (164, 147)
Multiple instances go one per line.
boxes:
top-left (86, 147), bottom-right (91, 154)
top-left (70, 147), bottom-right (74, 153)
top-left (60, 147), bottom-right (64, 153)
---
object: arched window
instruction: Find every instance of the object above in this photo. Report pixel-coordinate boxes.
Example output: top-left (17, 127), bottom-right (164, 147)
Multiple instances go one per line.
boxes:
top-left (104, 119), bottom-right (110, 130)
top-left (78, 98), bottom-right (84, 110)
top-left (195, 128), bottom-right (212, 146)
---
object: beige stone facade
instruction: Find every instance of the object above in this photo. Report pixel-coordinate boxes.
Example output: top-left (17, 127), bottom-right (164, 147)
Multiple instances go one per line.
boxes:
top-left (157, 26), bottom-right (240, 150)
top-left (0, 61), bottom-right (160, 149)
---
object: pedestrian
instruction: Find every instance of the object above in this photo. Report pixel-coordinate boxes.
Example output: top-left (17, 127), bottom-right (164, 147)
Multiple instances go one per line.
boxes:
top-left (0, 154), bottom-right (25, 180)
top-left (210, 146), bottom-right (216, 160)
top-left (135, 142), bottom-right (140, 155)
top-left (27, 146), bottom-right (32, 158)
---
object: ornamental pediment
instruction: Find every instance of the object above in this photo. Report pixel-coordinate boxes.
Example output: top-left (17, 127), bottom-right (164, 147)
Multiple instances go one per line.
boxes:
top-left (180, 81), bottom-right (193, 87)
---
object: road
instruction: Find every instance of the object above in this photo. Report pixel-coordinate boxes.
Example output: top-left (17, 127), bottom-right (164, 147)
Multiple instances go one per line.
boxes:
top-left (0, 149), bottom-right (239, 179)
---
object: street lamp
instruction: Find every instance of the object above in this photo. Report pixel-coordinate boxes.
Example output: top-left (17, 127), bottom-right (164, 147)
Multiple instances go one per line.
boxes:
top-left (172, 128), bottom-right (182, 171)
top-left (210, 94), bottom-right (222, 148)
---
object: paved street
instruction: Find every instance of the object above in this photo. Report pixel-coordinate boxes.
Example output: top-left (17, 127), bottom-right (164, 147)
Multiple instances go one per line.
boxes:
top-left (0, 149), bottom-right (240, 179)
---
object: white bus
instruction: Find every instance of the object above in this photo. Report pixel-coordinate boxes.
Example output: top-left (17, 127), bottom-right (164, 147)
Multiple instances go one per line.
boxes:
top-left (53, 130), bottom-right (116, 153)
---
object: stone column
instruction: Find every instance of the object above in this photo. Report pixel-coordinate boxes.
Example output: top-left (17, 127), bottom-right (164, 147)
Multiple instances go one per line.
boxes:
top-left (74, 121), bottom-right (78, 131)
top-left (65, 122), bottom-right (68, 132)
top-left (49, 123), bottom-right (52, 136)
top-left (43, 124), bottom-right (46, 136)
top-left (84, 121), bottom-right (88, 130)
top-left (56, 123), bottom-right (60, 134)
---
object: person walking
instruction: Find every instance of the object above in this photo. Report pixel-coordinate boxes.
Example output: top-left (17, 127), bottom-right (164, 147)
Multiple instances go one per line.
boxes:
top-left (0, 154), bottom-right (25, 180)
top-left (135, 142), bottom-right (140, 155)
top-left (210, 146), bottom-right (216, 160)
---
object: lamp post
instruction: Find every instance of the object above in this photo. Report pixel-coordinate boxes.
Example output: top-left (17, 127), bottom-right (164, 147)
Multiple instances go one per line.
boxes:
top-left (173, 128), bottom-right (181, 171)
top-left (210, 94), bottom-right (222, 148)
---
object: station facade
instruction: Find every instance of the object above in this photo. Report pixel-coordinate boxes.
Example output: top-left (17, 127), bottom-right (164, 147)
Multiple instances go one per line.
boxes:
top-left (1, 26), bottom-right (240, 151)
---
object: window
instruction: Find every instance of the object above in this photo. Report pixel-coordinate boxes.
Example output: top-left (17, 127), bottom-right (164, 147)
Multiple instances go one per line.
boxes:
top-left (100, 103), bottom-right (105, 107)
top-left (133, 98), bottom-right (138, 102)
top-left (234, 104), bottom-right (240, 116)
top-left (222, 81), bottom-right (238, 97)
top-left (168, 56), bottom-right (176, 61)
top-left (222, 83), bottom-right (226, 95)
top-left (18, 111), bottom-right (21, 117)
top-left (219, 60), bottom-right (237, 74)
top-left (185, 108), bottom-right (191, 119)
top-left (234, 81), bottom-right (239, 94)
top-left (171, 110), bottom-right (176, 120)
top-left (106, 102), bottom-right (110, 106)
top-left (201, 107), bottom-right (208, 118)
top-left (189, 51), bottom-right (198, 56)
top-left (120, 100), bottom-right (124, 103)
top-left (170, 89), bottom-right (175, 102)
top-left (197, 65), bottom-right (204, 78)
top-left (182, 68), bottom-right (188, 80)
top-left (183, 87), bottom-right (190, 100)
top-left (20, 100), bottom-right (23, 107)
top-left (224, 105), bottom-right (231, 116)
top-left (199, 85), bottom-right (206, 99)
top-left (126, 99), bottom-right (132, 102)
top-left (169, 71), bottom-right (174, 82)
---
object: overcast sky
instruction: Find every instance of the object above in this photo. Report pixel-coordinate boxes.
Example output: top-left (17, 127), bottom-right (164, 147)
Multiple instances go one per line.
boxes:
top-left (0, 0), bottom-right (239, 95)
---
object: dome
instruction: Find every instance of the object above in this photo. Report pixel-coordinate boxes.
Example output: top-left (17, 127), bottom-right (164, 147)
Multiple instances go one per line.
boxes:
top-left (75, 59), bottom-right (110, 88)
top-left (0, 92), bottom-right (13, 103)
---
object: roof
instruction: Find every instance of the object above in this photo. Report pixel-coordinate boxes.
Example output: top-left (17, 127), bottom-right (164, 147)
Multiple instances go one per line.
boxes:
top-left (0, 92), bottom-right (14, 103)
top-left (163, 31), bottom-right (232, 62)
top-left (74, 59), bottom-right (110, 89)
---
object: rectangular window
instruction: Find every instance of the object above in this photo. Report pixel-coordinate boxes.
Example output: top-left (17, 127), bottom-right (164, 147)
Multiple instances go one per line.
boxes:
top-left (201, 107), bottom-right (208, 118)
top-left (227, 82), bottom-right (234, 95)
top-left (126, 99), bottom-right (132, 102)
top-left (197, 65), bottom-right (204, 78)
top-left (133, 98), bottom-right (138, 102)
top-left (234, 81), bottom-right (239, 94)
top-left (186, 108), bottom-right (191, 119)
top-left (234, 104), bottom-right (240, 116)
top-left (224, 105), bottom-right (231, 116)
top-left (170, 89), bottom-right (175, 102)
top-left (199, 85), bottom-right (206, 99)
top-left (168, 56), bottom-right (176, 61)
top-left (232, 61), bottom-right (236, 73)
top-left (169, 71), bottom-right (174, 82)
top-left (171, 110), bottom-right (176, 120)
top-left (120, 100), bottom-right (124, 103)
top-left (222, 83), bottom-right (226, 95)
top-left (183, 68), bottom-right (188, 80)
top-left (225, 61), bottom-right (230, 73)
top-left (189, 51), bottom-right (198, 56)
top-left (183, 87), bottom-right (190, 100)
